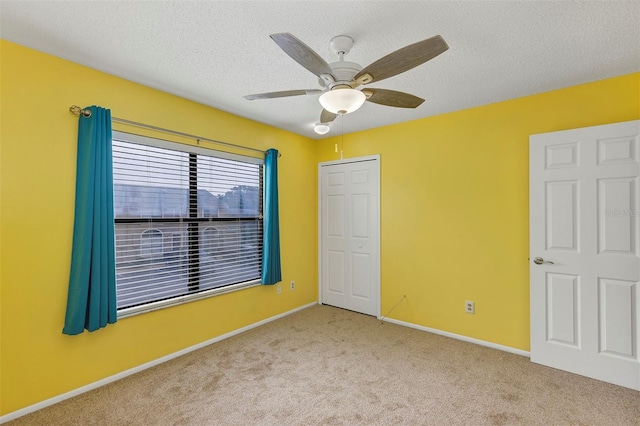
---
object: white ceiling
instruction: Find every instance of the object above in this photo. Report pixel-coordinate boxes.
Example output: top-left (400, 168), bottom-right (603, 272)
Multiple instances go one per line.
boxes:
top-left (1, 1), bottom-right (639, 140)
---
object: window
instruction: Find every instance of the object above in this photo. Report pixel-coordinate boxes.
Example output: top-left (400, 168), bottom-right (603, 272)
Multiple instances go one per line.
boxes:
top-left (140, 229), bottom-right (163, 257)
top-left (202, 226), bottom-right (221, 255)
top-left (112, 131), bottom-right (263, 313)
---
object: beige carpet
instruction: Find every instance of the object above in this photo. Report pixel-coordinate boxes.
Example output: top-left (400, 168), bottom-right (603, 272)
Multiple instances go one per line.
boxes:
top-left (8, 305), bottom-right (640, 425)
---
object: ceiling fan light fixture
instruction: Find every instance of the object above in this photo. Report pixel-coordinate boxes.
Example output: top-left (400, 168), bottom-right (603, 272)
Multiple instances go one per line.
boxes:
top-left (314, 123), bottom-right (331, 135)
top-left (319, 88), bottom-right (366, 115)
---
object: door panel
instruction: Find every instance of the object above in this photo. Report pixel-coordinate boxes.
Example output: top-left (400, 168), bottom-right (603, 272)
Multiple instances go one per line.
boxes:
top-left (545, 181), bottom-right (579, 251)
top-left (328, 195), bottom-right (345, 237)
top-left (598, 178), bottom-right (636, 254)
top-left (320, 157), bottom-right (380, 317)
top-left (351, 194), bottom-right (370, 238)
top-left (328, 250), bottom-right (345, 295)
top-left (328, 170), bottom-right (346, 186)
top-left (598, 278), bottom-right (636, 358)
top-left (351, 252), bottom-right (371, 299)
top-left (597, 136), bottom-right (638, 165)
top-left (545, 142), bottom-right (579, 169)
top-left (530, 120), bottom-right (640, 390)
top-left (546, 272), bottom-right (580, 347)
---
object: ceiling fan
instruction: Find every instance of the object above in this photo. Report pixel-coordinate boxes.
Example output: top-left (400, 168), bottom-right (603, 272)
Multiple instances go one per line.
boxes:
top-left (244, 32), bottom-right (449, 126)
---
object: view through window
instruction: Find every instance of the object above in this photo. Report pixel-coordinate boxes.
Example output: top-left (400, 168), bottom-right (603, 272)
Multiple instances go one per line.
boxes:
top-left (112, 132), bottom-right (263, 310)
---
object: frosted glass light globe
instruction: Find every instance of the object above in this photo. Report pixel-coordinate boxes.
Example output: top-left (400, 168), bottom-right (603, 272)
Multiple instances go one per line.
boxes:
top-left (319, 88), bottom-right (366, 115)
top-left (314, 123), bottom-right (331, 135)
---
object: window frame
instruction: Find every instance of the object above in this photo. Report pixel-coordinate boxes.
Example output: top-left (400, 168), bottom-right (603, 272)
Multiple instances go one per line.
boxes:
top-left (112, 131), bottom-right (264, 319)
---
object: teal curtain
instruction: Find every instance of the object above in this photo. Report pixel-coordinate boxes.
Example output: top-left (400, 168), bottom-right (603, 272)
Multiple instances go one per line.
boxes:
top-left (63, 106), bottom-right (117, 335)
top-left (261, 148), bottom-right (282, 285)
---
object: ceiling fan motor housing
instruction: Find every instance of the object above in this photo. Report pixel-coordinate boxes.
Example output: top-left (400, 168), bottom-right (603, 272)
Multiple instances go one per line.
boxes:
top-left (319, 35), bottom-right (363, 89)
top-left (326, 61), bottom-right (362, 88)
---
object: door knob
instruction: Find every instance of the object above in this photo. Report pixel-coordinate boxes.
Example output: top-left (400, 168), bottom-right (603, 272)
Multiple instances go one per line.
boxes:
top-left (533, 257), bottom-right (554, 265)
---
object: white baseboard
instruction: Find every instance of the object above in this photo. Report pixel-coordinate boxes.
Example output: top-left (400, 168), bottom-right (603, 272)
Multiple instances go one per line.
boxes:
top-left (0, 302), bottom-right (318, 424)
top-left (381, 317), bottom-right (530, 358)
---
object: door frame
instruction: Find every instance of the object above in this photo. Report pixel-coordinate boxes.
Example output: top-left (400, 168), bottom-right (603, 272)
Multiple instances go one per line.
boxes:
top-left (318, 154), bottom-right (381, 318)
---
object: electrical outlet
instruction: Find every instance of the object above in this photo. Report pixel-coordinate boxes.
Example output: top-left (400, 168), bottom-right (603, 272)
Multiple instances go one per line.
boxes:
top-left (276, 284), bottom-right (282, 295)
top-left (290, 280), bottom-right (295, 291)
top-left (465, 300), bottom-right (475, 314)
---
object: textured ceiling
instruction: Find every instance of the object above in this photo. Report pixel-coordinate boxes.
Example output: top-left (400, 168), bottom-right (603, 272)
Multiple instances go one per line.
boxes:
top-left (1, 1), bottom-right (639, 140)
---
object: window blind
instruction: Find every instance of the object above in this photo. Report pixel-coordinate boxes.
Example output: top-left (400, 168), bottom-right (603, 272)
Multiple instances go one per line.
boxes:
top-left (112, 132), bottom-right (263, 310)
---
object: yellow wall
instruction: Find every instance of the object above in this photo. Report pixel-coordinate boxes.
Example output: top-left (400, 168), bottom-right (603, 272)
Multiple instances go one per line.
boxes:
top-left (0, 40), bottom-right (318, 415)
top-left (317, 72), bottom-right (640, 351)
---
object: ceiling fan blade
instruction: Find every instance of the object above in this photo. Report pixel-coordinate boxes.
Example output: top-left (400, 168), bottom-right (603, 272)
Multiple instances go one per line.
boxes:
top-left (354, 35), bottom-right (448, 85)
top-left (244, 89), bottom-right (323, 100)
top-left (362, 88), bottom-right (425, 108)
top-left (270, 33), bottom-right (334, 78)
top-left (320, 109), bottom-right (338, 123)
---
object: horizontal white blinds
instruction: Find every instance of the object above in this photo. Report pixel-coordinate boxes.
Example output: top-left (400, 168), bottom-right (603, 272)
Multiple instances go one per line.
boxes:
top-left (112, 136), bottom-right (263, 310)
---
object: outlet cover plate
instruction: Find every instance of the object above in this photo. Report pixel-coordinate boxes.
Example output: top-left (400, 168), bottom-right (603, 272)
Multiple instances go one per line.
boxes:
top-left (465, 300), bottom-right (475, 314)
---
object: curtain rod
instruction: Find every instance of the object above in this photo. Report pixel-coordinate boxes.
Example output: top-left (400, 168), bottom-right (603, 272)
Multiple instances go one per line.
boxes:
top-left (69, 105), bottom-right (279, 157)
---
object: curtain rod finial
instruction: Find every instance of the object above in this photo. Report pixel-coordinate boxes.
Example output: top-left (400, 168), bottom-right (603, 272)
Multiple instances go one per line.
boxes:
top-left (69, 105), bottom-right (92, 118)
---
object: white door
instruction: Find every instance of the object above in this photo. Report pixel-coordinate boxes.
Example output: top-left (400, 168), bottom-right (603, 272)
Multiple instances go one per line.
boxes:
top-left (319, 156), bottom-right (380, 317)
top-left (530, 120), bottom-right (640, 390)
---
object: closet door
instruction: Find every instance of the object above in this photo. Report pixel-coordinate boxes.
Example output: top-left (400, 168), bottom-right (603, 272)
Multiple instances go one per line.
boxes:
top-left (319, 156), bottom-right (380, 316)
